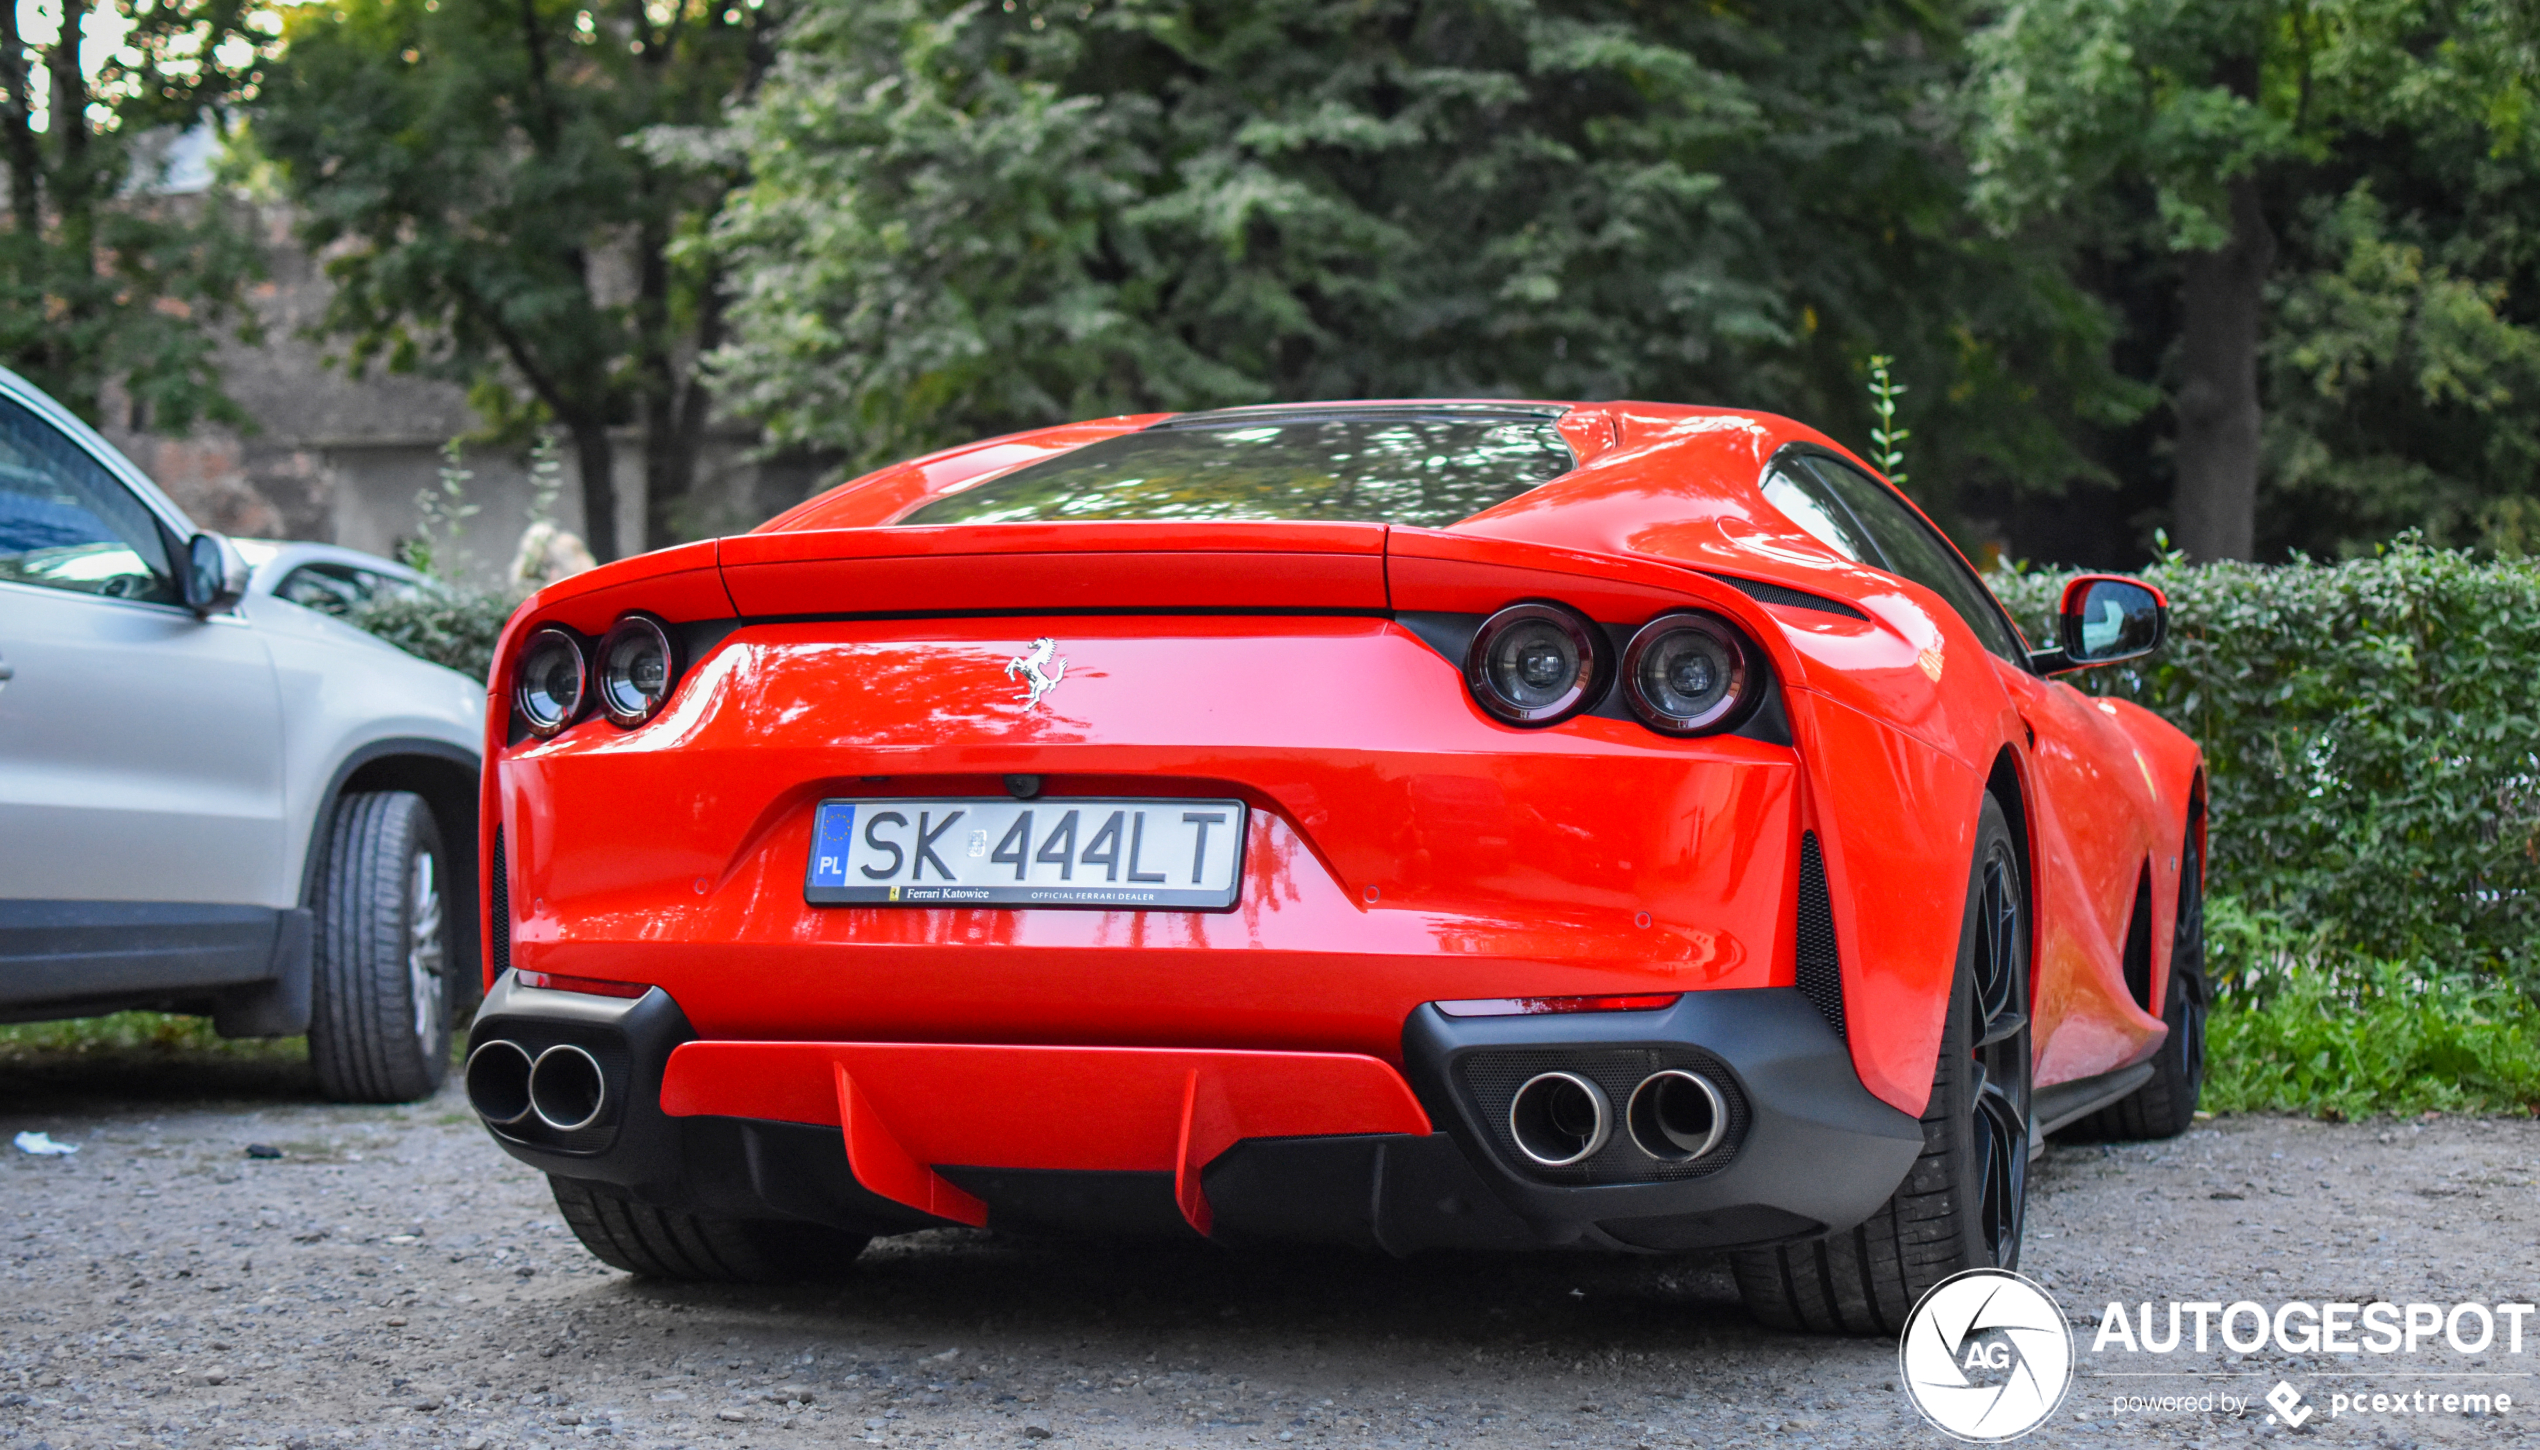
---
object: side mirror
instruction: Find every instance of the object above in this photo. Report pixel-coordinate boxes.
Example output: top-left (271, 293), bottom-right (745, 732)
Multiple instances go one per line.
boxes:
top-left (2031, 574), bottom-right (2165, 674)
top-left (183, 532), bottom-right (250, 616)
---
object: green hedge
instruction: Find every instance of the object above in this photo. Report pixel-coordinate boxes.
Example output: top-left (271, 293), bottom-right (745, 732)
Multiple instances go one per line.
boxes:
top-left (347, 588), bottom-right (516, 686)
top-left (354, 543), bottom-right (2540, 976)
top-left (1990, 542), bottom-right (2540, 979)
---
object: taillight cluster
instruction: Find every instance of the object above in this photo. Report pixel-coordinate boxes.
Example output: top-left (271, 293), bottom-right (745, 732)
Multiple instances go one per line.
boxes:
top-left (1464, 602), bottom-right (1760, 736)
top-left (513, 615), bottom-right (683, 738)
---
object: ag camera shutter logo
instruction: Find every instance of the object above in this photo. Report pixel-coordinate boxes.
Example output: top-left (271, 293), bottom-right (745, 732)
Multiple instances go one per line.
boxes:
top-left (1900, 1269), bottom-right (2075, 1441)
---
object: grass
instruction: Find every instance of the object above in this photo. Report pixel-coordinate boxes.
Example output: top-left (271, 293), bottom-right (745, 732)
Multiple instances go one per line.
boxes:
top-left (2203, 960), bottom-right (2540, 1119)
top-left (0, 1011), bottom-right (316, 1105)
top-left (0, 1010), bottom-right (305, 1062)
top-left (2197, 895), bottom-right (2540, 1119)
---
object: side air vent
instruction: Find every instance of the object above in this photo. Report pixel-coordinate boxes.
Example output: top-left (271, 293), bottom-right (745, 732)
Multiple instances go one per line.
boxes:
top-left (1795, 831), bottom-right (1845, 1042)
top-left (2121, 864), bottom-right (2154, 1012)
top-left (490, 827), bottom-right (513, 979)
top-left (1704, 572), bottom-right (1871, 622)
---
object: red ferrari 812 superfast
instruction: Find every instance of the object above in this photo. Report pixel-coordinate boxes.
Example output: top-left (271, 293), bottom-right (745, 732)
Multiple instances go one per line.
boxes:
top-left (464, 401), bottom-right (2205, 1333)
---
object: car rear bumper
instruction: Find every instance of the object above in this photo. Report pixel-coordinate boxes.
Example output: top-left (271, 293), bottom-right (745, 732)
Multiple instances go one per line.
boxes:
top-left (466, 972), bottom-right (1921, 1255)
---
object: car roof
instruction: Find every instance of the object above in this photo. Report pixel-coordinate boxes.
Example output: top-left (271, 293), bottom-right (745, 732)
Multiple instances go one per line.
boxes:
top-left (746, 398), bottom-right (1971, 622)
top-left (232, 540), bottom-right (429, 595)
top-left (762, 399), bottom-right (1837, 536)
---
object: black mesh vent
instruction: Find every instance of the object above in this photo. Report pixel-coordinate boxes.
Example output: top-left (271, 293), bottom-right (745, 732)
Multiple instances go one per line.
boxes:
top-left (1455, 1045), bottom-right (1749, 1185)
top-left (1795, 831), bottom-right (1845, 1042)
top-left (489, 827), bottom-right (512, 980)
top-left (1703, 571), bottom-right (1870, 621)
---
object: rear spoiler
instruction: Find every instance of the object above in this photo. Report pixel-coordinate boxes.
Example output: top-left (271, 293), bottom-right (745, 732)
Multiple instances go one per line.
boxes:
top-left (711, 520), bottom-right (1785, 627)
top-left (719, 521), bottom-right (1390, 615)
top-left (499, 520), bottom-right (1816, 696)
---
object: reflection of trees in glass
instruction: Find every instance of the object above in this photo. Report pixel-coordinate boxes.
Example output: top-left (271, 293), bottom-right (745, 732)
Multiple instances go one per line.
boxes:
top-left (899, 416), bottom-right (1576, 529)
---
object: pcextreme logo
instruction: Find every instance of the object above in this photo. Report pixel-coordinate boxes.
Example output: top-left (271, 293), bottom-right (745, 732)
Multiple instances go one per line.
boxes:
top-left (1900, 1269), bottom-right (2076, 1442)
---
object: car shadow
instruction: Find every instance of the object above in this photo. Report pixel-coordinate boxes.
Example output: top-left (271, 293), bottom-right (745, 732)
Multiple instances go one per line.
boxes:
top-left (0, 1043), bottom-right (322, 1110)
top-left (578, 1229), bottom-right (1805, 1361)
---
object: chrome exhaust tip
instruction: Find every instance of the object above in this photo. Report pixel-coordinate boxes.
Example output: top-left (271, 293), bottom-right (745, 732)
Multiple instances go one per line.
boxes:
top-left (1626, 1068), bottom-right (1727, 1162)
top-left (463, 1039), bottom-right (535, 1127)
top-left (527, 1043), bottom-right (608, 1133)
top-left (1507, 1071), bottom-right (1612, 1167)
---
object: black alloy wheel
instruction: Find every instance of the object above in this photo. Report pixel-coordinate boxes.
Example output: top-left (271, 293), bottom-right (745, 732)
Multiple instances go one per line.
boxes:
top-left (1732, 793), bottom-right (2032, 1332)
top-left (2174, 836), bottom-right (2209, 1093)
top-left (1967, 835), bottom-right (2033, 1267)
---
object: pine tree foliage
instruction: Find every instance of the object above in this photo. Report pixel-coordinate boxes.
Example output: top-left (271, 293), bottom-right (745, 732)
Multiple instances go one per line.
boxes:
top-left (709, 0), bottom-right (2137, 529)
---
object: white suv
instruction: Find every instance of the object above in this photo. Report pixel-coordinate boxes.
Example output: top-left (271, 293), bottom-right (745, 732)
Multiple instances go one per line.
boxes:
top-left (0, 368), bottom-right (484, 1101)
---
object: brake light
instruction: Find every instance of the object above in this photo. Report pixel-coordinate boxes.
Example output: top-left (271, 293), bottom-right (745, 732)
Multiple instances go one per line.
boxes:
top-left (1433, 993), bottom-right (1681, 1017)
top-left (515, 970), bottom-right (651, 1000)
top-left (513, 626), bottom-right (588, 737)
top-left (1622, 613), bottom-right (1759, 735)
top-left (595, 614), bottom-right (683, 728)
top-left (1464, 602), bottom-right (1604, 726)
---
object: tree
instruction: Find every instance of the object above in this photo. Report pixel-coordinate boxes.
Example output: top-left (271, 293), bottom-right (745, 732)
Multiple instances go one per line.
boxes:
top-left (0, 0), bottom-right (268, 431)
top-left (1964, 0), bottom-right (2536, 560)
top-left (707, 0), bottom-right (2141, 536)
top-left (252, 0), bottom-right (781, 561)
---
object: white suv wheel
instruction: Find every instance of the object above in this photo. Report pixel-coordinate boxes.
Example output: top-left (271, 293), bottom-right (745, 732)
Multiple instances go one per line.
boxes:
top-left (308, 790), bottom-right (452, 1103)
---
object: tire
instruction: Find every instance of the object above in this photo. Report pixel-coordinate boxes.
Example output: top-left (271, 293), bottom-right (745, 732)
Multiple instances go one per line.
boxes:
top-left (308, 790), bottom-right (454, 1103)
top-left (2068, 831), bottom-right (2207, 1140)
top-left (549, 1177), bottom-right (872, 1283)
top-left (1732, 794), bottom-right (2032, 1334)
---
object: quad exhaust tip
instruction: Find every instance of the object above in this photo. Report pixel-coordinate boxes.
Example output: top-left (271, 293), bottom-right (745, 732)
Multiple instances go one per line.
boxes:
top-left (467, 1038), bottom-right (612, 1134)
top-left (1508, 1071), bottom-right (1612, 1167)
top-left (528, 1043), bottom-right (608, 1133)
top-left (463, 1039), bottom-right (535, 1127)
top-left (1626, 1068), bottom-right (1728, 1163)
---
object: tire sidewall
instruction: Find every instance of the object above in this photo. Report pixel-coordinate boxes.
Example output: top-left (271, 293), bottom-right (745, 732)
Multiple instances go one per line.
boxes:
top-left (1939, 795), bottom-right (2030, 1273)
top-left (310, 791), bottom-right (452, 1101)
top-left (2162, 834), bottom-right (2207, 1103)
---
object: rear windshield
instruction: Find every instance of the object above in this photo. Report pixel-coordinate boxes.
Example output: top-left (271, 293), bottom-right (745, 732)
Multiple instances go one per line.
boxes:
top-left (894, 407), bottom-right (1577, 529)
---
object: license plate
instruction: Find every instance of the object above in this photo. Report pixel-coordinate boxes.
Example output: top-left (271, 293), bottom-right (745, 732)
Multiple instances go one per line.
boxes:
top-left (804, 797), bottom-right (1248, 909)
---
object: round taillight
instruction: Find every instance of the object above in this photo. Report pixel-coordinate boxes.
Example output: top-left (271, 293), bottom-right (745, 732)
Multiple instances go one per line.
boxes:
top-left (1466, 603), bottom-right (1602, 725)
top-left (1622, 614), bottom-right (1755, 735)
top-left (596, 615), bottom-right (680, 727)
top-left (514, 627), bottom-right (587, 737)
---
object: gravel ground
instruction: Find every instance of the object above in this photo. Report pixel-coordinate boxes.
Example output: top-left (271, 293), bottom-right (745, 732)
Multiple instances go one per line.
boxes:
top-left (4, 1052), bottom-right (2536, 1449)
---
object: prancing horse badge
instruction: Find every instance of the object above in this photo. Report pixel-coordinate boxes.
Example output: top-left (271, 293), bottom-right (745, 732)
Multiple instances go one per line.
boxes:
top-left (1005, 637), bottom-right (1067, 710)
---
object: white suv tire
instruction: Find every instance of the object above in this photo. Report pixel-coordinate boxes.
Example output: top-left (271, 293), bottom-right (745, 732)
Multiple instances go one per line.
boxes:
top-left (309, 790), bottom-right (452, 1102)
